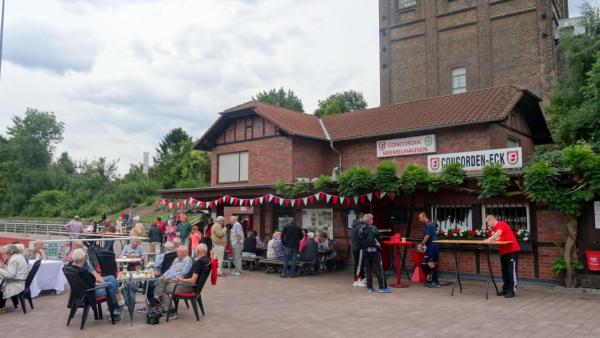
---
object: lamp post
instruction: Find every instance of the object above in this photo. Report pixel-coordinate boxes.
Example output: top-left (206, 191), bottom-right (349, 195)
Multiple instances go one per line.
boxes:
top-left (0, 0), bottom-right (5, 80)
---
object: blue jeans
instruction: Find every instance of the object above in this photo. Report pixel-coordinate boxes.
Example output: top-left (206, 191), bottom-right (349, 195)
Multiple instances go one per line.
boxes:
top-left (282, 247), bottom-right (298, 277)
top-left (95, 275), bottom-right (119, 309)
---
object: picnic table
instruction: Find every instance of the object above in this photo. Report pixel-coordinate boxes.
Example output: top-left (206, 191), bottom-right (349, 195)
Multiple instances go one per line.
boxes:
top-left (433, 239), bottom-right (512, 299)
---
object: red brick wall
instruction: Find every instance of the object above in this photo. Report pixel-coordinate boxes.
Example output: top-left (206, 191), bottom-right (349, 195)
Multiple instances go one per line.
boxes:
top-left (292, 137), bottom-right (332, 181)
top-left (211, 136), bottom-right (293, 186)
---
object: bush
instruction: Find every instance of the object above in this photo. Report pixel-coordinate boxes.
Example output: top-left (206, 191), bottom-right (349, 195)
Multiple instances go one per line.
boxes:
top-left (275, 180), bottom-right (310, 198)
top-left (478, 164), bottom-right (510, 199)
top-left (23, 190), bottom-right (67, 217)
top-left (312, 175), bottom-right (338, 191)
top-left (374, 161), bottom-right (400, 194)
top-left (337, 166), bottom-right (375, 196)
top-left (400, 164), bottom-right (428, 193)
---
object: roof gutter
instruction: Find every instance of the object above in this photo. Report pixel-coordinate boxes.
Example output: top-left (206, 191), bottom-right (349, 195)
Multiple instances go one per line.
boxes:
top-left (319, 119), bottom-right (341, 180)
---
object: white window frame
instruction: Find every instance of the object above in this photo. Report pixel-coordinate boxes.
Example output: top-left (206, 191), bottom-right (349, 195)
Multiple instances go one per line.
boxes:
top-left (399, 0), bottom-right (417, 9)
top-left (482, 204), bottom-right (530, 231)
top-left (451, 67), bottom-right (467, 94)
top-left (507, 136), bottom-right (521, 148)
top-left (217, 151), bottom-right (249, 183)
top-left (431, 205), bottom-right (473, 231)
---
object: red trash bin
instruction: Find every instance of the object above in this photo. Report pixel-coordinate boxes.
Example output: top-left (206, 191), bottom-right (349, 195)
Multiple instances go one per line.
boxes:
top-left (585, 250), bottom-right (600, 271)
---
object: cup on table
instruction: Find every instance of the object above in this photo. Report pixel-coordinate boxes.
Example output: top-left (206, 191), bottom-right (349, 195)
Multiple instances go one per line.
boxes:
top-left (401, 237), bottom-right (406, 243)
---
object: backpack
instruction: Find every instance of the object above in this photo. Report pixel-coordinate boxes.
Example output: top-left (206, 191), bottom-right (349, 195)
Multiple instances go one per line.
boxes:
top-left (146, 308), bottom-right (162, 325)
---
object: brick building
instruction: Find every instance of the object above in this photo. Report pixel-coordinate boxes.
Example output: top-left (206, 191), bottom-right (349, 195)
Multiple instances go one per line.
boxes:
top-left (379, 0), bottom-right (569, 104)
top-left (159, 86), bottom-right (572, 282)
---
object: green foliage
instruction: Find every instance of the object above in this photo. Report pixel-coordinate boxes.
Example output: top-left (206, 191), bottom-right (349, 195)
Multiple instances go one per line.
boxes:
top-left (551, 256), bottom-right (583, 275)
top-left (23, 190), bottom-right (67, 217)
top-left (314, 90), bottom-right (367, 117)
top-left (337, 166), bottom-right (375, 196)
top-left (275, 180), bottom-right (310, 198)
top-left (478, 164), bottom-right (510, 199)
top-left (253, 87), bottom-right (304, 112)
top-left (373, 161), bottom-right (400, 193)
top-left (427, 163), bottom-right (467, 192)
top-left (399, 164), bottom-right (428, 193)
top-left (312, 175), bottom-right (338, 191)
top-left (547, 5), bottom-right (600, 150)
top-left (524, 144), bottom-right (600, 216)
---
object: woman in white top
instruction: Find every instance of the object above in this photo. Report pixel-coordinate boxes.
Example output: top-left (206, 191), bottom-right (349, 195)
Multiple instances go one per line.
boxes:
top-left (0, 244), bottom-right (29, 312)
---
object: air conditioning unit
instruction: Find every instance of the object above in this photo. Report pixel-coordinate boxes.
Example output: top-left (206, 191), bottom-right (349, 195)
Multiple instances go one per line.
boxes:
top-left (295, 177), bottom-right (310, 183)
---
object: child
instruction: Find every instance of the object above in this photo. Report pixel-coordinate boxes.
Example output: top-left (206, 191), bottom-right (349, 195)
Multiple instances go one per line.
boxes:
top-left (189, 226), bottom-right (202, 258)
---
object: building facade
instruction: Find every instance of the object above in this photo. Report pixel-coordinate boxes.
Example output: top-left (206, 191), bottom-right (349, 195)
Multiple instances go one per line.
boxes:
top-left (159, 86), bottom-right (576, 283)
top-left (379, 0), bottom-right (569, 104)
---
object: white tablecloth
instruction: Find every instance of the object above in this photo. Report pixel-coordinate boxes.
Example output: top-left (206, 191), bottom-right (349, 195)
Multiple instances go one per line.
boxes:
top-left (28, 260), bottom-right (66, 298)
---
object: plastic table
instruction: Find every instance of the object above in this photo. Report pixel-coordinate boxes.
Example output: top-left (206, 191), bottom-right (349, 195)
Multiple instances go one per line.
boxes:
top-left (434, 240), bottom-right (512, 299)
top-left (382, 240), bottom-right (414, 288)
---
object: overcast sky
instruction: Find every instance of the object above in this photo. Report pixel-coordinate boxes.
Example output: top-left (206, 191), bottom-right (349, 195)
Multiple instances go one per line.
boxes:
top-left (0, 0), bottom-right (595, 174)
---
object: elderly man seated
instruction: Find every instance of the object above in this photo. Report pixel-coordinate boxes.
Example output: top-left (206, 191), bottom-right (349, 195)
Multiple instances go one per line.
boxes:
top-left (167, 244), bottom-right (211, 319)
top-left (69, 248), bottom-right (122, 320)
top-left (152, 241), bottom-right (175, 271)
top-left (119, 239), bottom-right (145, 258)
top-left (144, 245), bottom-right (192, 313)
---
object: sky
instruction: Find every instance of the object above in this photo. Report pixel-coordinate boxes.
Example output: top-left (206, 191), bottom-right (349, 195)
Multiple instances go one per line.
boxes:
top-left (0, 0), bottom-right (595, 174)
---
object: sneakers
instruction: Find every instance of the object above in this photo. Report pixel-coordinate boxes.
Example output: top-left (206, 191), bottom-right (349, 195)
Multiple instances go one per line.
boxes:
top-left (504, 292), bottom-right (515, 298)
top-left (136, 307), bottom-right (147, 314)
top-left (426, 282), bottom-right (441, 288)
top-left (361, 278), bottom-right (367, 285)
top-left (367, 288), bottom-right (375, 293)
top-left (353, 281), bottom-right (360, 287)
top-left (167, 310), bottom-right (177, 319)
top-left (232, 272), bottom-right (241, 276)
top-left (353, 280), bottom-right (366, 287)
top-left (378, 288), bottom-right (392, 293)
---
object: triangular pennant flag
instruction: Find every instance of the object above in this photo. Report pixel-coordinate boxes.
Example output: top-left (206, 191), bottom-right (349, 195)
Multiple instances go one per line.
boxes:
top-left (199, 201), bottom-right (204, 208)
top-left (208, 201), bottom-right (214, 208)
top-left (339, 196), bottom-right (345, 204)
top-left (325, 194), bottom-right (332, 203)
top-left (374, 191), bottom-right (381, 199)
top-left (296, 198), bottom-right (302, 206)
top-left (308, 195), bottom-right (315, 204)
top-left (332, 195), bottom-right (339, 204)
top-left (217, 198), bottom-right (223, 205)
top-left (268, 194), bottom-right (274, 202)
top-left (354, 196), bottom-right (359, 205)
top-left (314, 193), bottom-right (321, 201)
top-left (273, 197), bottom-right (279, 205)
top-left (345, 198), bottom-right (352, 206)
top-left (380, 191), bottom-right (387, 199)
top-left (319, 192), bottom-right (326, 201)
top-left (302, 197), bottom-right (308, 206)
top-left (222, 195), bottom-right (229, 204)
top-left (232, 198), bottom-right (238, 205)
top-left (240, 199), bottom-right (245, 206)
top-left (254, 198), bottom-right (259, 206)
top-left (285, 199), bottom-right (291, 207)
top-left (279, 198), bottom-right (284, 206)
top-left (259, 196), bottom-right (264, 205)
top-left (388, 193), bottom-right (395, 200)
top-left (244, 199), bottom-right (249, 206)
top-left (366, 193), bottom-right (373, 201)
top-left (359, 195), bottom-right (366, 204)
top-left (182, 200), bottom-right (187, 207)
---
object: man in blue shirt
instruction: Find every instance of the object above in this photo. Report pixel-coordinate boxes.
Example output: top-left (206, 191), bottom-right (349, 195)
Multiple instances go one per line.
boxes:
top-left (419, 212), bottom-right (440, 288)
top-left (119, 239), bottom-right (145, 258)
top-left (146, 245), bottom-right (192, 309)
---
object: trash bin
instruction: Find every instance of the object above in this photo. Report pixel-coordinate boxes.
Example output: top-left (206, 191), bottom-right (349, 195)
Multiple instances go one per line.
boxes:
top-left (585, 250), bottom-right (600, 271)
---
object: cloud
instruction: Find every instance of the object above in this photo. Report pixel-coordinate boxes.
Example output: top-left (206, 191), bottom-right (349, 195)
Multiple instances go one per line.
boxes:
top-left (3, 20), bottom-right (100, 75)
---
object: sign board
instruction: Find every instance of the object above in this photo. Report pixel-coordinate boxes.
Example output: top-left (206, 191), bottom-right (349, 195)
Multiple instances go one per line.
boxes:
top-left (377, 134), bottom-right (436, 158)
top-left (427, 147), bottom-right (522, 173)
top-left (594, 201), bottom-right (600, 229)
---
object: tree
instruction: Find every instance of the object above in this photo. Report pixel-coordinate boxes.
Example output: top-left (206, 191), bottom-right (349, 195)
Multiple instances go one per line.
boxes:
top-left (154, 127), bottom-right (191, 162)
top-left (6, 108), bottom-right (64, 169)
top-left (253, 87), bottom-right (304, 112)
top-left (523, 144), bottom-right (600, 287)
top-left (547, 4), bottom-right (600, 150)
top-left (314, 90), bottom-right (367, 117)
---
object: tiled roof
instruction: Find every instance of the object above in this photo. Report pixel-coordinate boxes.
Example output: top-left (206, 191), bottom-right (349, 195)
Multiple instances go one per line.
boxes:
top-left (196, 86), bottom-right (545, 149)
top-left (322, 86), bottom-right (526, 141)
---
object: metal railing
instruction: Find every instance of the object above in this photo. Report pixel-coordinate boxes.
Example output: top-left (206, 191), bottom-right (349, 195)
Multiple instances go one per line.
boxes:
top-left (0, 221), bottom-right (65, 237)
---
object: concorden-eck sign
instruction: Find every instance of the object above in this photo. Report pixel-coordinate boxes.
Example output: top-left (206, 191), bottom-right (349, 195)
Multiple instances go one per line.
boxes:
top-left (427, 147), bottom-right (522, 173)
top-left (377, 134), bottom-right (436, 158)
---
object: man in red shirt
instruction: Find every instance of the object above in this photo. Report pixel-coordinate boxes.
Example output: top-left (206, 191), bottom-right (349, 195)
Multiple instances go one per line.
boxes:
top-left (484, 215), bottom-right (520, 298)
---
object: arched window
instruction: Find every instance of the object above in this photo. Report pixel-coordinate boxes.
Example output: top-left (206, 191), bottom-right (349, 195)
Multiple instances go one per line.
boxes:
top-left (451, 67), bottom-right (467, 94)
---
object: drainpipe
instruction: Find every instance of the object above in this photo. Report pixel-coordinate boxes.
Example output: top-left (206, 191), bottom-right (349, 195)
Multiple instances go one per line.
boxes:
top-left (318, 119), bottom-right (341, 179)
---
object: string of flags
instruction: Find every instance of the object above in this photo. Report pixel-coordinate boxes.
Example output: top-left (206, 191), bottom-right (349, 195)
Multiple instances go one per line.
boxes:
top-left (157, 190), bottom-right (397, 210)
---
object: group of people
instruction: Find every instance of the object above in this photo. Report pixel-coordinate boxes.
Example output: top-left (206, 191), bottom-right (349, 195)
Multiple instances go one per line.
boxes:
top-left (350, 211), bottom-right (520, 297)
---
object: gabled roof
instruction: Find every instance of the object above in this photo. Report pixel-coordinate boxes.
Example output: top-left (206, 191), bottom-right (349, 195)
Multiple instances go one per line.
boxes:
top-left (195, 86), bottom-right (552, 150)
top-left (322, 86), bottom-right (536, 141)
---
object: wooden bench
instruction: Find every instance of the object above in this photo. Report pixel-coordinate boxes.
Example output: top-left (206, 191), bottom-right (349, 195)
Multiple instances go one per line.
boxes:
top-left (241, 256), bottom-right (262, 271)
top-left (258, 258), bottom-right (314, 275)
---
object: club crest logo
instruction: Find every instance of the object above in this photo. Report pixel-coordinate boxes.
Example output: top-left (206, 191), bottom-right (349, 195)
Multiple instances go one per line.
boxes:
top-left (430, 157), bottom-right (440, 171)
top-left (424, 136), bottom-right (433, 147)
top-left (378, 141), bottom-right (386, 151)
top-left (507, 150), bottom-right (519, 165)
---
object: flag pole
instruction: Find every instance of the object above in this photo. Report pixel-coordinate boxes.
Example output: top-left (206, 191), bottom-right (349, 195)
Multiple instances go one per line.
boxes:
top-left (0, 0), bottom-right (5, 80)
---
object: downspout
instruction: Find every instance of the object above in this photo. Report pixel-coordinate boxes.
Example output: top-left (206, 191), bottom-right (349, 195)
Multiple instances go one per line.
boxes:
top-left (318, 119), bottom-right (341, 178)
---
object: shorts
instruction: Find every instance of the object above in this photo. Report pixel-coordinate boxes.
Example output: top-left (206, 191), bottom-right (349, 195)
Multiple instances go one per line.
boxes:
top-left (425, 245), bottom-right (440, 262)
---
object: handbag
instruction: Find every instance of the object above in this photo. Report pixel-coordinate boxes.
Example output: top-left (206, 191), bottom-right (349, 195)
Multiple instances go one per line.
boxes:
top-left (146, 308), bottom-right (163, 325)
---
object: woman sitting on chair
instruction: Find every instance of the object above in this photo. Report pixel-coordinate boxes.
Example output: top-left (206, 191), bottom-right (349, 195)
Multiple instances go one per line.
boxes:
top-left (0, 244), bottom-right (29, 313)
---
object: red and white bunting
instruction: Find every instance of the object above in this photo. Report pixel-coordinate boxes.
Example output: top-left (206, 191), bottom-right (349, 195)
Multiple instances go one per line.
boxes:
top-left (268, 194), bottom-right (274, 202)
top-left (353, 196), bottom-right (359, 205)
top-left (366, 193), bottom-right (373, 202)
top-left (314, 193), bottom-right (321, 201)
top-left (332, 196), bottom-right (339, 204)
top-left (290, 199), bottom-right (296, 207)
top-left (325, 194), bottom-right (332, 203)
top-left (259, 196), bottom-right (264, 205)
top-left (339, 196), bottom-right (345, 204)
top-left (380, 191), bottom-right (387, 199)
top-left (302, 197), bottom-right (308, 206)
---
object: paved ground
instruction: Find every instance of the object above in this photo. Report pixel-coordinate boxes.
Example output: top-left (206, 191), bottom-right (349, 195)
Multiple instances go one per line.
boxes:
top-left (2, 271), bottom-right (600, 338)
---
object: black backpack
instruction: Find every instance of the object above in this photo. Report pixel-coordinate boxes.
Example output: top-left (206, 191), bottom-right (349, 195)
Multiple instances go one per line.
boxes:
top-left (146, 308), bottom-right (162, 325)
